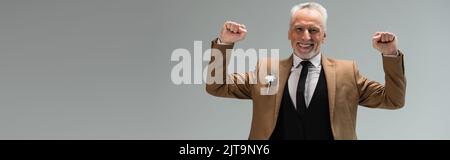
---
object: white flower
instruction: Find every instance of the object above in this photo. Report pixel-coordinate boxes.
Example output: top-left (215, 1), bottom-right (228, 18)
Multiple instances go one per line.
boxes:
top-left (264, 74), bottom-right (276, 95)
top-left (265, 74), bottom-right (276, 84)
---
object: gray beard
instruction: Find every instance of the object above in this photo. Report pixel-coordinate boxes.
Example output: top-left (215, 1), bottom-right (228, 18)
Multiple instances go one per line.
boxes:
top-left (293, 50), bottom-right (320, 60)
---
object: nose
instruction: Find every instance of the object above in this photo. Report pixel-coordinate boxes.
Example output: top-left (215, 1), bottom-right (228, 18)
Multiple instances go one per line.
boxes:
top-left (301, 30), bottom-right (311, 41)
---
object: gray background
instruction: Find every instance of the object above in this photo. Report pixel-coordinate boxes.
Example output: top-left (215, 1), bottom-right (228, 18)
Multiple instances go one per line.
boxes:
top-left (0, 0), bottom-right (448, 139)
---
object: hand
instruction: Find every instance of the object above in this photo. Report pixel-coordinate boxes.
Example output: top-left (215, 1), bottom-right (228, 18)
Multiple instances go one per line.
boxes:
top-left (372, 32), bottom-right (398, 55)
top-left (219, 21), bottom-right (247, 44)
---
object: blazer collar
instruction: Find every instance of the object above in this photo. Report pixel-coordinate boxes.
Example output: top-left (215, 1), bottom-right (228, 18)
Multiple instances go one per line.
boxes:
top-left (273, 55), bottom-right (293, 123)
top-left (321, 55), bottom-right (336, 126)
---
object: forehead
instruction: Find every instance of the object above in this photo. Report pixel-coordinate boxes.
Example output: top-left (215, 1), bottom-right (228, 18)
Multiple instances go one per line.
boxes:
top-left (291, 9), bottom-right (324, 28)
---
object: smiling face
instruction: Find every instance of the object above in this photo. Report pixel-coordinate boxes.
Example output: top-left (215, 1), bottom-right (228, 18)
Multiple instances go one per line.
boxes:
top-left (289, 8), bottom-right (326, 60)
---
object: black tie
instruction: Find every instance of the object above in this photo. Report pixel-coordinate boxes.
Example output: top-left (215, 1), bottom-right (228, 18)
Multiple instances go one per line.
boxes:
top-left (296, 61), bottom-right (311, 116)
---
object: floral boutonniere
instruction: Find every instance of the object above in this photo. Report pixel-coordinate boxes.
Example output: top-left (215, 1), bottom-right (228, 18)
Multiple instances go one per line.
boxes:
top-left (264, 74), bottom-right (276, 94)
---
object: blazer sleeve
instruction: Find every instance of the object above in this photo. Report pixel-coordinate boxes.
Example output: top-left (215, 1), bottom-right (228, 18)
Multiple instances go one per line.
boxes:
top-left (356, 51), bottom-right (407, 109)
top-left (205, 38), bottom-right (255, 99)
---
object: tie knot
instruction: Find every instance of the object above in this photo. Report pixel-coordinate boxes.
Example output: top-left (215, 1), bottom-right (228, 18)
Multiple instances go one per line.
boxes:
top-left (300, 61), bottom-right (312, 67)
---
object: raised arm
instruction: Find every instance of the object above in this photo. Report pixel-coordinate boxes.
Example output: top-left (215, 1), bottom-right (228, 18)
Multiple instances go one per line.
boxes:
top-left (205, 21), bottom-right (256, 99)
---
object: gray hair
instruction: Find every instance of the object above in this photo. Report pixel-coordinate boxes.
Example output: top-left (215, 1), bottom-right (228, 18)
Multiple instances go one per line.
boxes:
top-left (290, 2), bottom-right (328, 31)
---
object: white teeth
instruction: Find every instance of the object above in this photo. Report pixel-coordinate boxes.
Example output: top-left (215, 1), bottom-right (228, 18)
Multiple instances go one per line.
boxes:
top-left (298, 43), bottom-right (312, 47)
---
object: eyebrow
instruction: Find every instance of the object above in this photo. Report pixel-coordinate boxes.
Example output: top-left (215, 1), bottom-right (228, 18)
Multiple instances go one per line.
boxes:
top-left (293, 23), bottom-right (320, 27)
top-left (293, 25), bottom-right (321, 30)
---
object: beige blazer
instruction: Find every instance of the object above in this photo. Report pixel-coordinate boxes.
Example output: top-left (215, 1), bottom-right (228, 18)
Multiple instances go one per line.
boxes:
top-left (206, 40), bottom-right (406, 140)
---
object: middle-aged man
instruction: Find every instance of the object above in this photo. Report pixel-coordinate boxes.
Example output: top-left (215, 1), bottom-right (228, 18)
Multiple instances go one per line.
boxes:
top-left (206, 2), bottom-right (406, 140)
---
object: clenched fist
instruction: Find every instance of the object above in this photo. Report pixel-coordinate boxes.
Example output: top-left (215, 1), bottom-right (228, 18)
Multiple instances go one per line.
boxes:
top-left (219, 21), bottom-right (247, 44)
top-left (372, 32), bottom-right (398, 55)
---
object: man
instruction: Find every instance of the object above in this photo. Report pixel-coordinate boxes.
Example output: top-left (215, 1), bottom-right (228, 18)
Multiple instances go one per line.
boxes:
top-left (206, 2), bottom-right (406, 140)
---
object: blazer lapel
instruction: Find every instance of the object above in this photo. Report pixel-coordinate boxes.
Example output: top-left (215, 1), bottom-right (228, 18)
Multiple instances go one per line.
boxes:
top-left (321, 55), bottom-right (336, 122)
top-left (274, 55), bottom-right (293, 119)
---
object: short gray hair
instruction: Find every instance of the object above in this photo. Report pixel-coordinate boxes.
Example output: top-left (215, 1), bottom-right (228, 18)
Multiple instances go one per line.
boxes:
top-left (290, 2), bottom-right (328, 31)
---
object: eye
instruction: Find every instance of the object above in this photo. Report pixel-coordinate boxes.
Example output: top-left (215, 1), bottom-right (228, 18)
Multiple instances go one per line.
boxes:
top-left (295, 27), bottom-right (303, 32)
top-left (309, 28), bottom-right (319, 33)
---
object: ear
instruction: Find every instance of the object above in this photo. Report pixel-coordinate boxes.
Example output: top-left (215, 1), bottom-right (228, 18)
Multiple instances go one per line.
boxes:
top-left (322, 32), bottom-right (327, 43)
